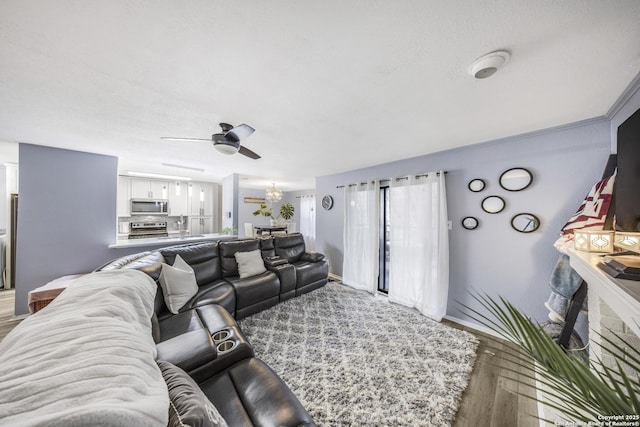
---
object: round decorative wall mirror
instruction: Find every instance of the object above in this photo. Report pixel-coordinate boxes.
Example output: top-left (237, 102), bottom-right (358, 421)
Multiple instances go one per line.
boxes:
top-left (511, 213), bottom-right (540, 233)
top-left (481, 196), bottom-right (506, 214)
top-left (499, 167), bottom-right (533, 191)
top-left (468, 179), bottom-right (486, 192)
top-left (461, 216), bottom-right (479, 230)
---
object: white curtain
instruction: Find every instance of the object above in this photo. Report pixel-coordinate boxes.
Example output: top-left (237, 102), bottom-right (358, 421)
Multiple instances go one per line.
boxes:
top-left (299, 195), bottom-right (316, 251)
top-left (388, 172), bottom-right (449, 321)
top-left (342, 181), bottom-right (380, 293)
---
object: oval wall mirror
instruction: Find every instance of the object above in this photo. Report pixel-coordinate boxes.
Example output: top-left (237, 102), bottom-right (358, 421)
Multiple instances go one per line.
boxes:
top-left (461, 216), bottom-right (479, 230)
top-left (499, 167), bottom-right (533, 191)
top-left (511, 213), bottom-right (540, 233)
top-left (481, 196), bottom-right (505, 214)
top-left (468, 179), bottom-right (486, 192)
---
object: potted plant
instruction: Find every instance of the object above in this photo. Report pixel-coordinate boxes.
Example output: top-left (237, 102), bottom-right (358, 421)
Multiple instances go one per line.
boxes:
top-left (220, 226), bottom-right (237, 235)
top-left (252, 203), bottom-right (273, 220)
top-left (252, 203), bottom-right (295, 226)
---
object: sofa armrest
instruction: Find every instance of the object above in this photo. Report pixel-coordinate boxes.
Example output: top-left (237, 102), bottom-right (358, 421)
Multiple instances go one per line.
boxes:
top-left (264, 256), bottom-right (288, 267)
top-left (268, 263), bottom-right (296, 296)
top-left (301, 252), bottom-right (325, 262)
top-left (156, 329), bottom-right (217, 373)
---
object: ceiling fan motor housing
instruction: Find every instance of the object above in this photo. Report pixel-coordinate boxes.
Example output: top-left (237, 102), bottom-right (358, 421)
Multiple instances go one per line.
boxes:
top-left (219, 122), bottom-right (234, 133)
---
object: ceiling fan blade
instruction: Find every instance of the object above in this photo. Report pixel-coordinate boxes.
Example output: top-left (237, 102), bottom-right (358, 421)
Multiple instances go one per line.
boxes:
top-left (226, 124), bottom-right (255, 142)
top-left (238, 145), bottom-right (261, 160)
top-left (160, 137), bottom-right (212, 142)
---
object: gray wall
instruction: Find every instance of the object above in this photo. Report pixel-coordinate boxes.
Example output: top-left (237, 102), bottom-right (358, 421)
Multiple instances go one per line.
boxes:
top-left (15, 144), bottom-right (119, 315)
top-left (316, 118), bottom-right (611, 323)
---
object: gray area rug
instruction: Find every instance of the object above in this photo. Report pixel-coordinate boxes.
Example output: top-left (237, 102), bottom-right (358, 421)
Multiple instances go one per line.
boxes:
top-left (238, 282), bottom-right (479, 426)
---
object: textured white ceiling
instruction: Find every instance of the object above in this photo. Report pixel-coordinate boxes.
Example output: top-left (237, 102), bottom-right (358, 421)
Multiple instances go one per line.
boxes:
top-left (1, 1), bottom-right (639, 190)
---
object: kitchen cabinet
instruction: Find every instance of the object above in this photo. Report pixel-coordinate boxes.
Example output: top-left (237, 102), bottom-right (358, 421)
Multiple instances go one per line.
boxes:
top-left (131, 178), bottom-right (168, 199)
top-left (168, 181), bottom-right (189, 216)
top-left (189, 216), bottom-right (213, 235)
top-left (188, 182), bottom-right (214, 216)
top-left (117, 176), bottom-right (131, 217)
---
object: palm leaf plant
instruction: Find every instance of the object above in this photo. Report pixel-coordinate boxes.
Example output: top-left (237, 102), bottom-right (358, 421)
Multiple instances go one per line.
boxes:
top-left (279, 203), bottom-right (295, 221)
top-left (460, 293), bottom-right (640, 423)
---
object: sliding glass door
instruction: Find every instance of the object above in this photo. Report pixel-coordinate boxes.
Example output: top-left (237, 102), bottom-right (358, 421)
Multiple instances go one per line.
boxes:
top-left (378, 186), bottom-right (390, 293)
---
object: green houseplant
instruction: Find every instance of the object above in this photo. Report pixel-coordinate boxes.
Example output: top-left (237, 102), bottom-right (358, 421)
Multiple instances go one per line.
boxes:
top-left (252, 203), bottom-right (273, 219)
top-left (279, 203), bottom-right (295, 221)
top-left (252, 203), bottom-right (294, 224)
top-left (220, 226), bottom-right (237, 235)
top-left (461, 294), bottom-right (640, 424)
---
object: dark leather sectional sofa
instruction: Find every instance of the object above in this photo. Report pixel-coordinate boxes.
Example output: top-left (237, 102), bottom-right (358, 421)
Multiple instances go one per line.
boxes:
top-left (99, 232), bottom-right (328, 427)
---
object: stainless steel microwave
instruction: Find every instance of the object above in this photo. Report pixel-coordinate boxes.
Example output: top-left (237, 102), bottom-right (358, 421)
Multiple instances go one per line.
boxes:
top-left (130, 199), bottom-right (169, 216)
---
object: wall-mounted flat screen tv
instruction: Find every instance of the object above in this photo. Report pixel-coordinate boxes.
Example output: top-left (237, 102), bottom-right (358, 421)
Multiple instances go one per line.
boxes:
top-left (615, 107), bottom-right (640, 234)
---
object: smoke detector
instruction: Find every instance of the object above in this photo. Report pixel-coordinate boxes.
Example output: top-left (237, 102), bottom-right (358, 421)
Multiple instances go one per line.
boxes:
top-left (469, 50), bottom-right (511, 79)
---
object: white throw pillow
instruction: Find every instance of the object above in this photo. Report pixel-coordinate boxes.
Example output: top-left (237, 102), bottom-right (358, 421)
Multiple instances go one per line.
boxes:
top-left (159, 254), bottom-right (198, 314)
top-left (234, 250), bottom-right (267, 279)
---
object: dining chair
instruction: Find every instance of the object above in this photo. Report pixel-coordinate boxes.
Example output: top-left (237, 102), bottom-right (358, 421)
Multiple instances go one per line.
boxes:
top-left (244, 223), bottom-right (254, 238)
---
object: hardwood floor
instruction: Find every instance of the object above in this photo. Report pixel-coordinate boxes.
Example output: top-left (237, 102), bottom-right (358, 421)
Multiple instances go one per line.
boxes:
top-left (0, 290), bottom-right (539, 426)
top-left (0, 289), bottom-right (22, 339)
top-left (445, 319), bottom-right (540, 427)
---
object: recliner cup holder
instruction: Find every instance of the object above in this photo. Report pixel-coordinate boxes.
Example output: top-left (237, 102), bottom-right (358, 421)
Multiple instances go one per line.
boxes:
top-left (212, 329), bottom-right (230, 342)
top-left (216, 340), bottom-right (236, 353)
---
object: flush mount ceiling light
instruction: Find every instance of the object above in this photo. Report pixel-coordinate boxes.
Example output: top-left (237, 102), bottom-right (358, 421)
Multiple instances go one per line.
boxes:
top-left (469, 50), bottom-right (511, 79)
top-left (265, 183), bottom-right (282, 203)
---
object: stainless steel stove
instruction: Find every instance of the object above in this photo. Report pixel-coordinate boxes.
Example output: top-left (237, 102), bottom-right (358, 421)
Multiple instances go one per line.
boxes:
top-left (128, 221), bottom-right (168, 239)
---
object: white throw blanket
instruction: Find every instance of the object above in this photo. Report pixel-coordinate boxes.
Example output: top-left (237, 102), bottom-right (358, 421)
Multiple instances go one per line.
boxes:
top-left (0, 270), bottom-right (169, 426)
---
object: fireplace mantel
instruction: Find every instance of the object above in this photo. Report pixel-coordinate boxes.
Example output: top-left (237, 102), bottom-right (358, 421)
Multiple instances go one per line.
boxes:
top-left (568, 249), bottom-right (640, 362)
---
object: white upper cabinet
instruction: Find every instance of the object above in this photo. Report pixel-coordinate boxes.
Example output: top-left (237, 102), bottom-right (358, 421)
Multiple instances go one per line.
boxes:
top-left (168, 181), bottom-right (189, 216)
top-left (117, 176), bottom-right (131, 217)
top-left (131, 178), bottom-right (169, 199)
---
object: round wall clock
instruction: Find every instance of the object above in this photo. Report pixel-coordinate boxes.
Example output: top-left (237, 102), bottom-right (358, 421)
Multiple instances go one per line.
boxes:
top-left (322, 195), bottom-right (334, 210)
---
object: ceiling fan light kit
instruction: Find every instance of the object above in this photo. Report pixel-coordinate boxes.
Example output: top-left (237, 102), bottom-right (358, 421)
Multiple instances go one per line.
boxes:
top-left (214, 140), bottom-right (240, 155)
top-left (469, 50), bottom-right (511, 79)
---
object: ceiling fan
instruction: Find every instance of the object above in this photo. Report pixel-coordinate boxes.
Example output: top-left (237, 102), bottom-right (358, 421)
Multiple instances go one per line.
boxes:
top-left (161, 123), bottom-right (260, 159)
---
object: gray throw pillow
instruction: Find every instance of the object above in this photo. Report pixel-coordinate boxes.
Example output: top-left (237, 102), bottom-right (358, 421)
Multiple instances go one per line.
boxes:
top-left (234, 249), bottom-right (267, 279)
top-left (158, 360), bottom-right (228, 427)
top-left (158, 254), bottom-right (198, 314)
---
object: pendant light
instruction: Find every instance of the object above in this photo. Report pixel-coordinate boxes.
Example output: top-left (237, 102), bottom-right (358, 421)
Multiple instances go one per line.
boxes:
top-left (265, 183), bottom-right (282, 203)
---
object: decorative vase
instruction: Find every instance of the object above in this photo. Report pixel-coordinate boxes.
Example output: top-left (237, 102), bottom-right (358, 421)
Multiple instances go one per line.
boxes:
top-left (270, 219), bottom-right (276, 226)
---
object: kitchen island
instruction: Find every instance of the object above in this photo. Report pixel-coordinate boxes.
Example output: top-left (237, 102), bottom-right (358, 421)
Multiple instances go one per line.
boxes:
top-left (108, 233), bottom-right (237, 249)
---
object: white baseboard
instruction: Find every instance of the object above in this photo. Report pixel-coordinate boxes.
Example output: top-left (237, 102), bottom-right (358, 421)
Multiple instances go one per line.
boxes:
top-left (443, 314), bottom-right (505, 340)
top-left (11, 313), bottom-right (29, 321)
top-left (328, 273), bottom-right (342, 282)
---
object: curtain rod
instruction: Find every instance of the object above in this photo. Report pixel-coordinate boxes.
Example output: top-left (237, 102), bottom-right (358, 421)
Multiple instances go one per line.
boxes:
top-left (335, 171), bottom-right (447, 189)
